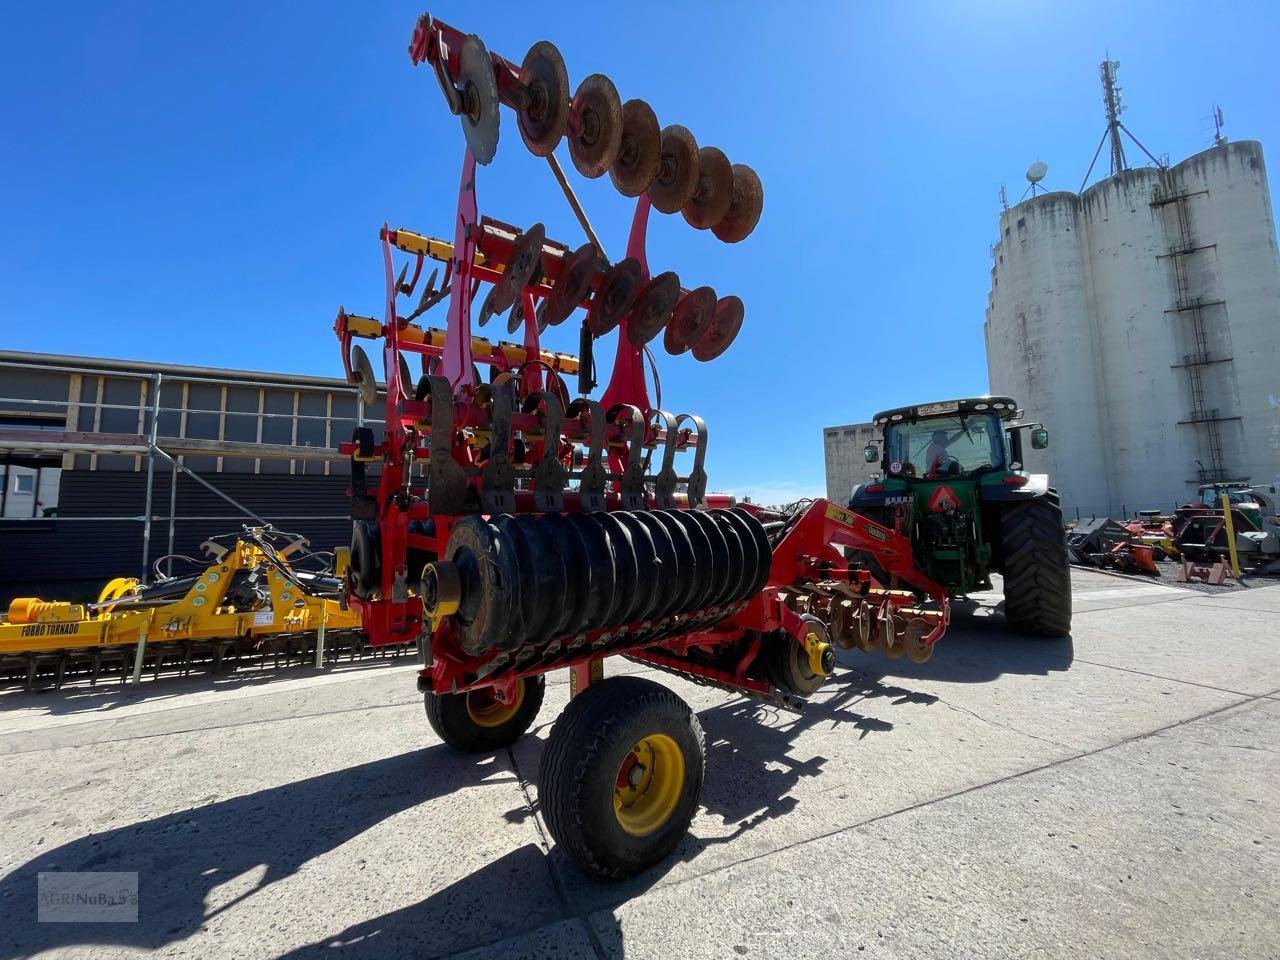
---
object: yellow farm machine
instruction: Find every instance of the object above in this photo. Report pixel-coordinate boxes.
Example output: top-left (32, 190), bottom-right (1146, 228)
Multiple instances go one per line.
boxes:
top-left (0, 527), bottom-right (365, 689)
top-left (327, 12), bottom-right (953, 879)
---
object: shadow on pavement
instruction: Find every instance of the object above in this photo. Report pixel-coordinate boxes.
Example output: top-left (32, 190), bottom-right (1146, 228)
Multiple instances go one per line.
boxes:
top-left (838, 602), bottom-right (1075, 685)
top-left (0, 657), bottom-right (412, 719)
top-left (0, 746), bottom-right (512, 960)
top-left (0, 672), bottom-right (939, 959)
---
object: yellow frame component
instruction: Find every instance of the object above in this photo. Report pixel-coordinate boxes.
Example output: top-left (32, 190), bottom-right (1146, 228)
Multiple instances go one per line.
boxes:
top-left (0, 538), bottom-right (361, 657)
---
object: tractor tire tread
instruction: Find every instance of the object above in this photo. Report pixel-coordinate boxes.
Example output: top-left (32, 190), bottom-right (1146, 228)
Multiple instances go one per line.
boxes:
top-left (999, 489), bottom-right (1072, 637)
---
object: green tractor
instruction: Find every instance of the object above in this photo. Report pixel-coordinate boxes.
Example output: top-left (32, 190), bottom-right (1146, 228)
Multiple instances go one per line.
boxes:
top-left (849, 397), bottom-right (1071, 636)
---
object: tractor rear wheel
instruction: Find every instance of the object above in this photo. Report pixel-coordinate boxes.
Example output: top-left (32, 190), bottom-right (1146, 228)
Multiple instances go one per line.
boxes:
top-left (424, 675), bottom-right (545, 752)
top-left (999, 490), bottom-right (1072, 636)
top-left (538, 675), bottom-right (705, 879)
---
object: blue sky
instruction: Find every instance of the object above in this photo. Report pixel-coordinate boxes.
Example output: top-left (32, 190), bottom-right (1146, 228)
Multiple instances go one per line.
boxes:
top-left (3, 2), bottom-right (1277, 505)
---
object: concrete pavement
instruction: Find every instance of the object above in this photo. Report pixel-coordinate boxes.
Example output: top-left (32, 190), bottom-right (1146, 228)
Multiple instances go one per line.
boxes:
top-left (0, 567), bottom-right (1276, 959)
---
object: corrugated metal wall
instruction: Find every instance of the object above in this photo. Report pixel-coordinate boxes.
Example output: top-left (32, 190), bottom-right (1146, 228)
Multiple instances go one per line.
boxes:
top-left (0, 471), bottom-right (352, 604)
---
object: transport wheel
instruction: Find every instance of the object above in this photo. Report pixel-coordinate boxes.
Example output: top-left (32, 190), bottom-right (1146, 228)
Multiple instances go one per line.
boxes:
top-left (999, 489), bottom-right (1073, 637)
top-left (538, 676), bottom-right (705, 879)
top-left (424, 675), bottom-right (545, 753)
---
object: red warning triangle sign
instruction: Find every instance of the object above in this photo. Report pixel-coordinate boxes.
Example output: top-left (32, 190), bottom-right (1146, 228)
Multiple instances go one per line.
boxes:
top-left (928, 485), bottom-right (961, 513)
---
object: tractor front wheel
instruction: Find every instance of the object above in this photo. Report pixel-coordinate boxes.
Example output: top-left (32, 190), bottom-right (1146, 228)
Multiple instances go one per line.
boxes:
top-left (538, 675), bottom-right (705, 879)
top-left (424, 674), bottom-right (545, 752)
top-left (999, 491), bottom-right (1072, 637)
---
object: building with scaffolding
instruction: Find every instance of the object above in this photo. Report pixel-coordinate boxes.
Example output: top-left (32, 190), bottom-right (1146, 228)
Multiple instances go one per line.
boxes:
top-left (984, 62), bottom-right (1280, 518)
top-left (0, 350), bottom-right (372, 603)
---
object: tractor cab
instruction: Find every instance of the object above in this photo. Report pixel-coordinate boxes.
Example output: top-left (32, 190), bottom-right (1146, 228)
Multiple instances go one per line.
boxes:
top-left (850, 397), bottom-right (1056, 599)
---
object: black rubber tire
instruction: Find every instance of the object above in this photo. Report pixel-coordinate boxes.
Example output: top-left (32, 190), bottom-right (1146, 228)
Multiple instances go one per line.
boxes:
top-left (424, 675), bottom-right (545, 753)
top-left (999, 490), bottom-right (1073, 636)
top-left (538, 676), bottom-right (705, 879)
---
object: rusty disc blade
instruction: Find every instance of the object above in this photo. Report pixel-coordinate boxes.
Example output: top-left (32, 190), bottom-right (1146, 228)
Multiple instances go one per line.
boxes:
top-left (350, 344), bottom-right (378, 407)
top-left (692, 294), bottom-right (744, 361)
top-left (712, 163), bottom-right (764, 243)
top-left (587, 257), bottom-right (643, 336)
top-left (518, 40), bottom-right (569, 157)
top-left (543, 242), bottom-right (601, 328)
top-left (489, 223), bottom-right (546, 315)
top-left (457, 36), bottom-right (500, 165)
top-left (627, 271), bottom-right (682, 345)
top-left (608, 99), bottom-right (661, 197)
top-left (663, 285), bottom-right (716, 356)
top-left (647, 125), bottom-right (699, 214)
top-left (681, 146), bottom-right (733, 229)
top-left (505, 300), bottom-right (526, 336)
top-left (568, 74), bottom-right (623, 178)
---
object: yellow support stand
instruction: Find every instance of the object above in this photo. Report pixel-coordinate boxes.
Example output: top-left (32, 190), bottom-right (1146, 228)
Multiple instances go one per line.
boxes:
top-left (1221, 493), bottom-right (1242, 579)
top-left (130, 623), bottom-right (149, 684)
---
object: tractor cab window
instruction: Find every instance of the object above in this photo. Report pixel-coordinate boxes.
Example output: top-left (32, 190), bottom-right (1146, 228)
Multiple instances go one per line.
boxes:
top-left (884, 414), bottom-right (1005, 479)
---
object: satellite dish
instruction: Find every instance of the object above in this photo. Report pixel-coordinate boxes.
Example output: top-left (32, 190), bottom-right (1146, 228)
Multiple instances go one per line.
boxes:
top-left (1026, 161), bottom-right (1048, 184)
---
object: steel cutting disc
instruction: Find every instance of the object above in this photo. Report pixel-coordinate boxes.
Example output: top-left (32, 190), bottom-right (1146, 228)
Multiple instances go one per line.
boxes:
top-left (692, 295), bottom-right (744, 362)
top-left (568, 73), bottom-right (623, 178)
top-left (489, 223), bottom-right (546, 315)
top-left (457, 36), bottom-right (500, 165)
top-left (626, 271), bottom-right (682, 346)
top-left (681, 146), bottom-right (733, 229)
top-left (901, 618), bottom-right (933, 664)
top-left (608, 99), bottom-right (661, 197)
top-left (587, 257), bottom-right (643, 337)
top-left (350, 344), bottom-right (378, 407)
top-left (712, 163), bottom-right (764, 243)
top-left (647, 125), bottom-right (700, 214)
top-left (518, 40), bottom-right (569, 157)
top-left (663, 286), bottom-right (717, 355)
top-left (543, 243), bottom-right (601, 328)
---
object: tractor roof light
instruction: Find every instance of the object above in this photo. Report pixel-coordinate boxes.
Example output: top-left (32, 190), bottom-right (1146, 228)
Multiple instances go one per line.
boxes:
top-left (1003, 476), bottom-right (1028, 486)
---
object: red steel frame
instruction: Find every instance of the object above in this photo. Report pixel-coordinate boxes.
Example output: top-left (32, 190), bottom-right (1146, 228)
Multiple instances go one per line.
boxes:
top-left (334, 14), bottom-right (950, 704)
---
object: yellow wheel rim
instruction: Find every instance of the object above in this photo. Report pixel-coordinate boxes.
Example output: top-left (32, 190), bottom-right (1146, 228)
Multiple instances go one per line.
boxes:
top-left (465, 681), bottom-right (525, 728)
top-left (613, 734), bottom-right (685, 837)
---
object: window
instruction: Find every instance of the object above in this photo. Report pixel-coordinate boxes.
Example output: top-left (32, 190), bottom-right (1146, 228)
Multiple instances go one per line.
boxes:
top-left (12, 474), bottom-right (34, 494)
top-left (883, 414), bottom-right (1006, 478)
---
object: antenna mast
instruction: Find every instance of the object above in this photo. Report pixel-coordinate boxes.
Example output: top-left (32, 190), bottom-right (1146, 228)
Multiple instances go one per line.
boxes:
top-left (1102, 59), bottom-right (1127, 174)
top-left (1079, 57), bottom-right (1165, 192)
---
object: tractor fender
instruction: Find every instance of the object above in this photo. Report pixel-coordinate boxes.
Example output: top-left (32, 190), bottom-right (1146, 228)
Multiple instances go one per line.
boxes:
top-left (982, 474), bottom-right (1051, 501)
top-left (849, 482), bottom-right (889, 509)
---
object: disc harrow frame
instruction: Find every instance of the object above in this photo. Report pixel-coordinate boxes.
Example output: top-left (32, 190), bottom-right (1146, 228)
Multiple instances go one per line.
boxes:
top-left (329, 11), bottom-right (950, 878)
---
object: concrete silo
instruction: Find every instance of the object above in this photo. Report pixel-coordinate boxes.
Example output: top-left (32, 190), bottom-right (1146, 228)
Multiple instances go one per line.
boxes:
top-left (984, 191), bottom-right (1110, 513)
top-left (986, 104), bottom-right (1280, 517)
